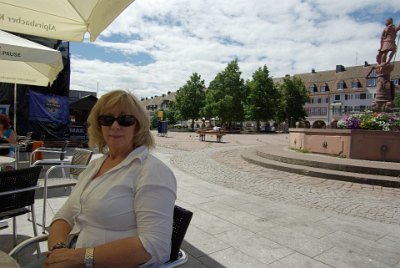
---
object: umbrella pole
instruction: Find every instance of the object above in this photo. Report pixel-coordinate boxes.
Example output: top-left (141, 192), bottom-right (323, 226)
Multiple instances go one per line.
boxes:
top-left (14, 83), bottom-right (17, 133)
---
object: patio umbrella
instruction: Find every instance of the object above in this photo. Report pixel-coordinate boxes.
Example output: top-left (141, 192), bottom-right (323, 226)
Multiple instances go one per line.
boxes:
top-left (0, 0), bottom-right (134, 42)
top-left (0, 29), bottom-right (63, 131)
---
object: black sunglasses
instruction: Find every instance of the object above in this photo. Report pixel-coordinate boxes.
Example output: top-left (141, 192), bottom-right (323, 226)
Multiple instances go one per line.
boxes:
top-left (98, 115), bottom-right (136, 127)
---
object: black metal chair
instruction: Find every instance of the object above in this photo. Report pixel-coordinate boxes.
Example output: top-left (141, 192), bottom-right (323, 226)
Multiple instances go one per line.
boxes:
top-left (161, 205), bottom-right (193, 267)
top-left (9, 205), bottom-right (193, 267)
top-left (0, 166), bottom-right (42, 246)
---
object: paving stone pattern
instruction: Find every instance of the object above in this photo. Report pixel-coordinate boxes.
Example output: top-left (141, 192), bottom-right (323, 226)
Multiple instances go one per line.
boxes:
top-left (152, 130), bottom-right (400, 226)
top-left (165, 145), bottom-right (400, 225)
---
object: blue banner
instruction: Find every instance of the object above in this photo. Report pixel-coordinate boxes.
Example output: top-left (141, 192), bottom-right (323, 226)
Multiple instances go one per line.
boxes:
top-left (29, 90), bottom-right (69, 124)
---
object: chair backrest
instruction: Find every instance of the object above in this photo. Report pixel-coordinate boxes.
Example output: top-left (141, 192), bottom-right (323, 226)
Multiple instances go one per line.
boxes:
top-left (0, 166), bottom-right (42, 212)
top-left (70, 148), bottom-right (93, 176)
top-left (59, 140), bottom-right (69, 160)
top-left (26, 131), bottom-right (33, 140)
top-left (169, 205), bottom-right (193, 261)
top-left (18, 131), bottom-right (33, 142)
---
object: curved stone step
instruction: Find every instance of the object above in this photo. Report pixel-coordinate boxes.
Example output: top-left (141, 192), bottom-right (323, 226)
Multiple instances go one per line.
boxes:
top-left (241, 149), bottom-right (400, 188)
top-left (255, 146), bottom-right (400, 177)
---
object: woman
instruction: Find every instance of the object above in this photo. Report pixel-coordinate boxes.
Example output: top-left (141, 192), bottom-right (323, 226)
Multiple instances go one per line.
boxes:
top-left (43, 90), bottom-right (177, 268)
top-left (0, 114), bottom-right (17, 159)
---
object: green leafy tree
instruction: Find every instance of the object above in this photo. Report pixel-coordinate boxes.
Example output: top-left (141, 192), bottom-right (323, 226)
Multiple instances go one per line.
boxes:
top-left (165, 101), bottom-right (177, 125)
top-left (150, 112), bottom-right (159, 129)
top-left (246, 65), bottom-right (281, 131)
top-left (175, 73), bottom-right (205, 130)
top-left (203, 60), bottom-right (246, 128)
top-left (278, 76), bottom-right (308, 127)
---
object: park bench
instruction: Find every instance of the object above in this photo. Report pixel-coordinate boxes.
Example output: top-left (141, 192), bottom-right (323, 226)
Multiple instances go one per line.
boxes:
top-left (195, 129), bottom-right (226, 142)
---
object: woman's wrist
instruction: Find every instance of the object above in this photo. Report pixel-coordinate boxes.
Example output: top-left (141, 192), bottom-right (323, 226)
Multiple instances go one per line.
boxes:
top-left (50, 241), bottom-right (67, 251)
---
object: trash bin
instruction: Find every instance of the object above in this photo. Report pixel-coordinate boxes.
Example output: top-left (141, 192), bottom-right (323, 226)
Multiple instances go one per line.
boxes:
top-left (158, 121), bottom-right (168, 137)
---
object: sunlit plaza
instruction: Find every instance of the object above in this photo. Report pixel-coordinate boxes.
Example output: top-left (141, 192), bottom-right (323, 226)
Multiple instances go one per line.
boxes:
top-left (1, 1), bottom-right (400, 268)
top-left (1, 131), bottom-right (400, 267)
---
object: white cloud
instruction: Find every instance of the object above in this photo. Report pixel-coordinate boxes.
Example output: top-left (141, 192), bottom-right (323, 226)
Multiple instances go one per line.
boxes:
top-left (69, 0), bottom-right (400, 98)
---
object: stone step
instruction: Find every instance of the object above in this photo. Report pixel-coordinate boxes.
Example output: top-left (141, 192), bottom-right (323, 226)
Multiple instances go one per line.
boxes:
top-left (241, 149), bottom-right (400, 188)
top-left (255, 146), bottom-right (400, 177)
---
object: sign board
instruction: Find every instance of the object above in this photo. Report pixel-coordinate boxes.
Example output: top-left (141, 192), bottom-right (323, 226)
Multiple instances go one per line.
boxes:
top-left (69, 123), bottom-right (87, 141)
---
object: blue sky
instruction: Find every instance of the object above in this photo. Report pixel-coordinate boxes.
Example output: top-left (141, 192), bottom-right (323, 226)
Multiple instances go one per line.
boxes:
top-left (69, 0), bottom-right (400, 99)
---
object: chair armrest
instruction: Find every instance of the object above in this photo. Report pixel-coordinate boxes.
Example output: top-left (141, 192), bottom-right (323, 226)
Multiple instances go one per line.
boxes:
top-left (0, 184), bottom-right (40, 196)
top-left (160, 250), bottom-right (188, 268)
top-left (46, 165), bottom-right (88, 178)
top-left (9, 235), bottom-right (48, 257)
top-left (32, 148), bottom-right (66, 154)
top-left (30, 148), bottom-right (68, 165)
top-left (31, 158), bottom-right (71, 167)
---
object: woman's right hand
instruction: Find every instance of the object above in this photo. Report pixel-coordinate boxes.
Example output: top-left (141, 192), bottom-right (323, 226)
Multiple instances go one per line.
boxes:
top-left (44, 248), bottom-right (85, 268)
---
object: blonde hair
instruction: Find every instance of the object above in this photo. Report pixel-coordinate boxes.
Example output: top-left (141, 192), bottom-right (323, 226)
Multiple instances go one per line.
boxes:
top-left (87, 89), bottom-right (155, 153)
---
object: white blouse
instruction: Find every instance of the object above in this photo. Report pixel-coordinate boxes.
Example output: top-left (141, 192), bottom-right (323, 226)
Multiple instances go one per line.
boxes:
top-left (51, 145), bottom-right (177, 267)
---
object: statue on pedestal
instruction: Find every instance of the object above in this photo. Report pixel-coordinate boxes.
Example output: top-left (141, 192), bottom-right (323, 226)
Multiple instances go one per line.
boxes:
top-left (372, 17), bottom-right (400, 112)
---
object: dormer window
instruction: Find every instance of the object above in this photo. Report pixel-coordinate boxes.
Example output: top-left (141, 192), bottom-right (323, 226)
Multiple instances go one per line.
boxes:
top-left (352, 80), bottom-right (361, 89)
top-left (337, 80), bottom-right (346, 90)
top-left (309, 84), bottom-right (317, 93)
top-left (320, 83), bottom-right (329, 92)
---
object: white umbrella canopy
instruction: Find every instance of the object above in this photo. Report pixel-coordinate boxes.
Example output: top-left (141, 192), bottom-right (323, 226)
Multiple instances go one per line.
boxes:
top-left (0, 0), bottom-right (135, 42)
top-left (0, 30), bottom-right (63, 86)
top-left (0, 29), bottom-right (64, 131)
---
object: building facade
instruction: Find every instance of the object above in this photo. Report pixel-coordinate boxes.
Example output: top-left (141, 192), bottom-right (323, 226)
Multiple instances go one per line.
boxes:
top-left (283, 62), bottom-right (400, 128)
top-left (141, 91), bottom-right (176, 118)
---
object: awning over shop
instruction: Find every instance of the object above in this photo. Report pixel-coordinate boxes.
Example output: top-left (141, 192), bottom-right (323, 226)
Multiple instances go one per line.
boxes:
top-left (330, 102), bottom-right (343, 107)
top-left (69, 95), bottom-right (97, 111)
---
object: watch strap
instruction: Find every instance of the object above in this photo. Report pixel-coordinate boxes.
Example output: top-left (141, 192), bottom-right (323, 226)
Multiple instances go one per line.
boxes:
top-left (84, 247), bottom-right (95, 267)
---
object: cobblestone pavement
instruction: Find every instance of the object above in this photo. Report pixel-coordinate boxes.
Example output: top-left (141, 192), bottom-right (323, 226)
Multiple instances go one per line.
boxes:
top-left (154, 131), bottom-right (400, 225)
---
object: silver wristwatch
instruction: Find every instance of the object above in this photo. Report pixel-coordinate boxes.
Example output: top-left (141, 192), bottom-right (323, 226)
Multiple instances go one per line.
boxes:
top-left (84, 247), bottom-right (94, 267)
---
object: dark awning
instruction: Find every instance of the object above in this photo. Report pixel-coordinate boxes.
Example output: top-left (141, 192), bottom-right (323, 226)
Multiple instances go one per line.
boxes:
top-left (69, 95), bottom-right (97, 111)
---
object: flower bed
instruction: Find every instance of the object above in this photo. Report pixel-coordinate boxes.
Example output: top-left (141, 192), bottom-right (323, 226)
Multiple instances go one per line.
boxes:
top-left (337, 112), bottom-right (400, 131)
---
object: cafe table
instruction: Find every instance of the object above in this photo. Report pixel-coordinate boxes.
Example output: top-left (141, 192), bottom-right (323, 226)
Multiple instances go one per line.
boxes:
top-left (0, 156), bottom-right (15, 169)
top-left (0, 250), bottom-right (20, 268)
top-left (0, 144), bottom-right (20, 168)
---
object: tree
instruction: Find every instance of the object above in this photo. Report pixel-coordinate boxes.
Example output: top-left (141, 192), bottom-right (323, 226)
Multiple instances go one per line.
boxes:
top-left (202, 60), bottom-right (246, 128)
top-left (165, 101), bottom-right (177, 126)
top-left (245, 65), bottom-right (281, 131)
top-left (175, 73), bottom-right (205, 130)
top-left (150, 112), bottom-right (159, 129)
top-left (278, 76), bottom-right (308, 127)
